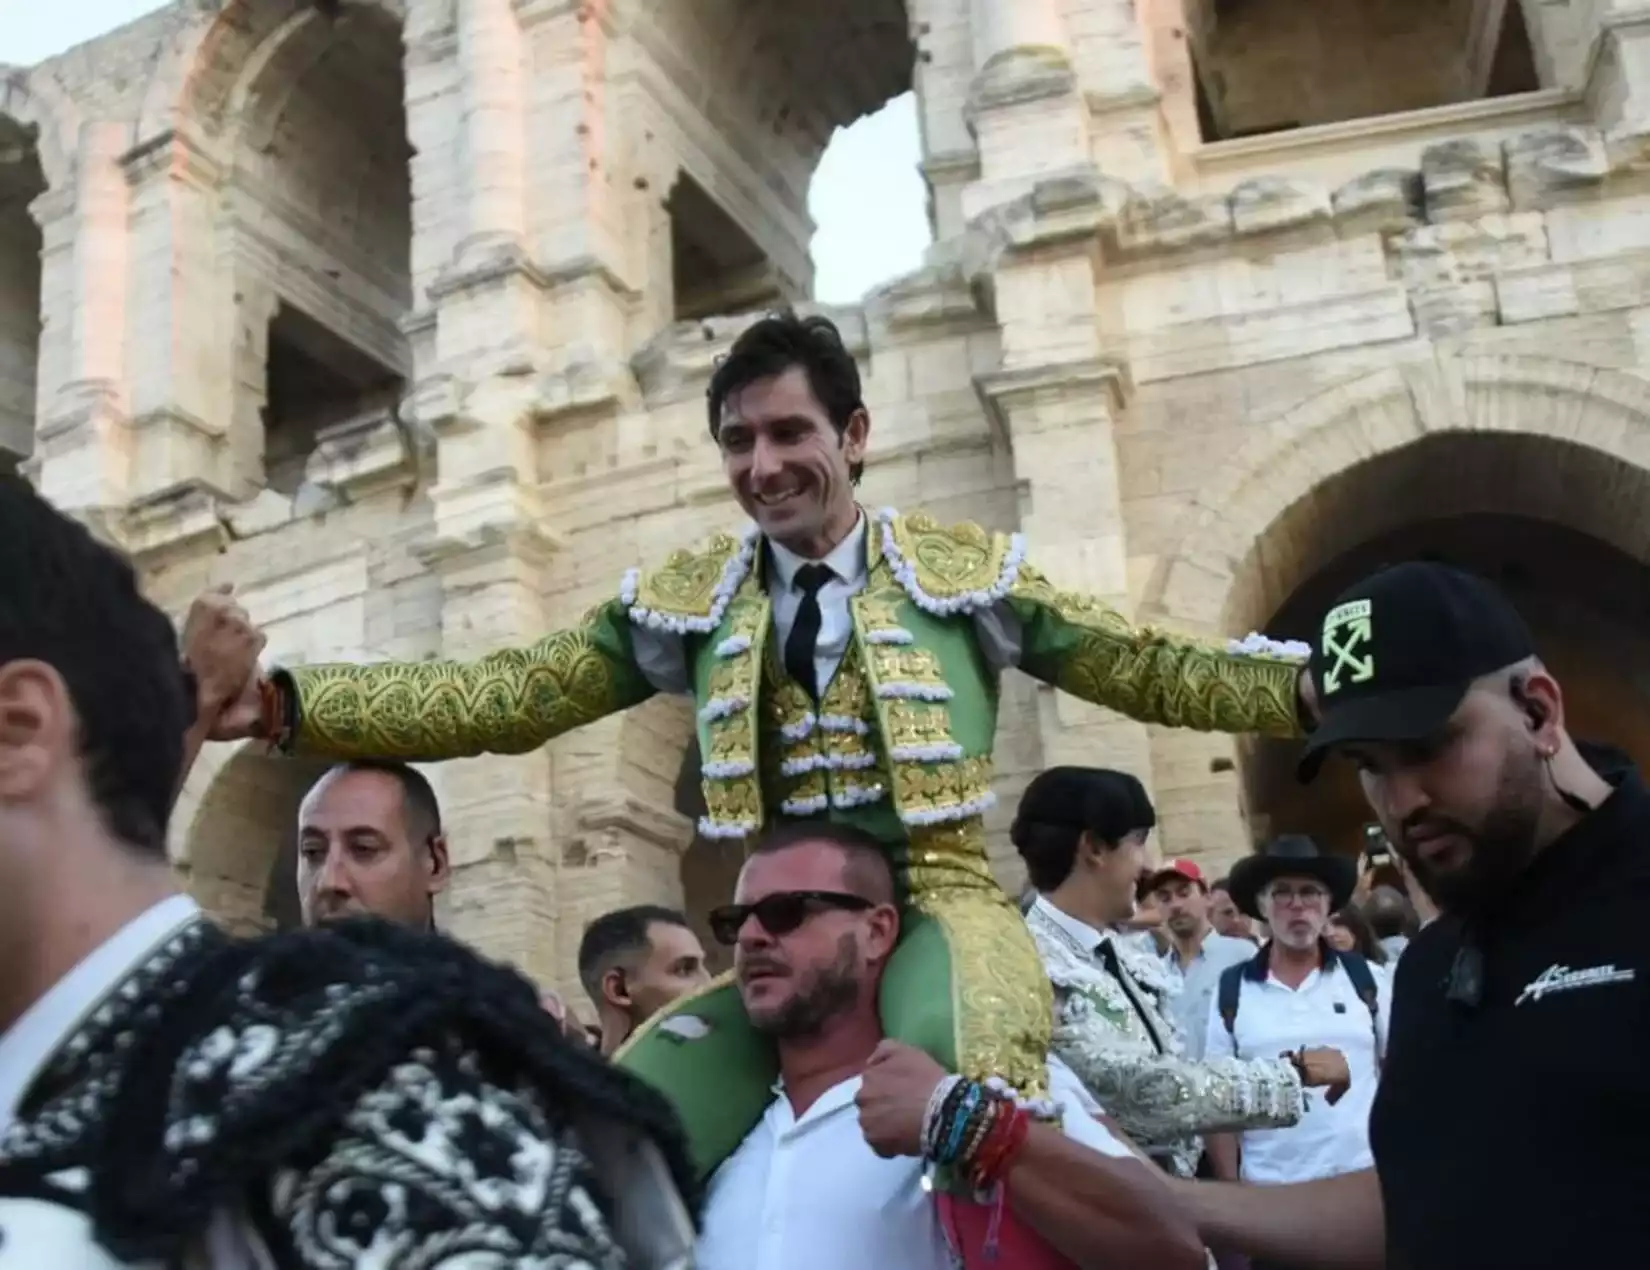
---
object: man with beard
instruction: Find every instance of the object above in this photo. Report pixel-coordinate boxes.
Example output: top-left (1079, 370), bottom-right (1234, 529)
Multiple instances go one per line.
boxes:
top-left (681, 820), bottom-right (1205, 1270)
top-left (0, 478), bottom-right (696, 1268)
top-left (1203, 836), bottom-right (1386, 1199)
top-left (1168, 561), bottom-right (1650, 1270)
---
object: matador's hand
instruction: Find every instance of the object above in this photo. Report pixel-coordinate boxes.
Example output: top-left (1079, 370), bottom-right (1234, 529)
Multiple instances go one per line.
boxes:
top-left (856, 1040), bottom-right (947, 1159)
top-left (1291, 1047), bottom-right (1351, 1104)
top-left (181, 585), bottom-right (267, 738)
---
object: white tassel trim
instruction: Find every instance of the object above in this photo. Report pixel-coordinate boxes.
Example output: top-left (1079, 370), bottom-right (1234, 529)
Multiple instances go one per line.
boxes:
top-left (625, 526), bottom-right (760, 634)
top-left (900, 789), bottom-right (997, 826)
top-left (698, 695), bottom-right (750, 724)
top-left (863, 627), bottom-right (915, 645)
top-left (703, 759), bottom-right (755, 779)
top-left (715, 634), bottom-right (753, 658)
top-left (780, 751), bottom-right (880, 777)
top-left (876, 681), bottom-right (954, 702)
top-left (779, 712), bottom-right (818, 743)
top-left (697, 816), bottom-right (756, 839)
top-left (877, 506), bottom-right (1026, 617)
top-left (982, 1076), bottom-right (1060, 1122)
top-left (890, 741), bottom-right (965, 762)
top-left (819, 713), bottom-right (869, 734)
top-left (780, 794), bottom-right (830, 816)
top-left (832, 783), bottom-right (886, 809)
top-left (1226, 632), bottom-right (1311, 661)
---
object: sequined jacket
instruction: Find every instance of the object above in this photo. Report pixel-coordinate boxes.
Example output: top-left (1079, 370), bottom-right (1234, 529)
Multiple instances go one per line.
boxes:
top-left (275, 507), bottom-right (1306, 867)
top-left (1025, 897), bottom-right (1305, 1179)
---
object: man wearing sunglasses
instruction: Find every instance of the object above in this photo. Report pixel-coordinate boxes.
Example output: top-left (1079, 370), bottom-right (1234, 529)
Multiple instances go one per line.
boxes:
top-left (197, 309), bottom-right (1314, 1190)
top-left (681, 821), bottom-right (1204, 1270)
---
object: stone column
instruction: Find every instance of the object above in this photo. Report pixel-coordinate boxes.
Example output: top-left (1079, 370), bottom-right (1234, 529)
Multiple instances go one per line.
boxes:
top-left (455, 0), bottom-right (527, 255)
top-left (119, 128), bottom-right (240, 500)
top-left (29, 123), bottom-right (133, 516)
top-left (963, 0), bottom-right (1087, 222)
top-left (977, 192), bottom-right (1157, 804)
top-left (1590, 4), bottom-right (1650, 149)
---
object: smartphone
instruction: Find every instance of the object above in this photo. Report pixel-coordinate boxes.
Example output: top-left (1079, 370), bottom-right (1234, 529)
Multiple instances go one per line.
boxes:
top-left (1362, 823), bottom-right (1393, 866)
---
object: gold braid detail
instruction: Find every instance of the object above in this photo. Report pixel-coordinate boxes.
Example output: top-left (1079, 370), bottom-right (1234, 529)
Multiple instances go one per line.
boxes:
top-left (282, 600), bottom-right (655, 760)
top-left (1009, 563), bottom-right (1304, 738)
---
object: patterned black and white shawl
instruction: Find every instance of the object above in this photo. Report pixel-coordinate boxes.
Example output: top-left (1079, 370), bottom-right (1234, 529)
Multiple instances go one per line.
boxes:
top-left (0, 916), bottom-right (699, 1268)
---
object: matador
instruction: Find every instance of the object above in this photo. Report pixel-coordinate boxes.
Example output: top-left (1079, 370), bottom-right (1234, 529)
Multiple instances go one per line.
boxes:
top-left (226, 312), bottom-right (1310, 1184)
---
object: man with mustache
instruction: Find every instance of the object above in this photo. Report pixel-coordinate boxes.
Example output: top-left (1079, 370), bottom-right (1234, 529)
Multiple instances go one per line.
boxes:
top-left (201, 309), bottom-right (1315, 1188)
top-left (683, 820), bottom-right (1205, 1269)
top-left (1169, 561), bottom-right (1650, 1270)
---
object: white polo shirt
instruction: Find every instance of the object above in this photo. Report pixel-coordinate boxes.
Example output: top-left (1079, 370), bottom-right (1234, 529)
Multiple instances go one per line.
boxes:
top-left (694, 1054), bottom-right (1133, 1270)
top-left (1201, 950), bottom-right (1391, 1185)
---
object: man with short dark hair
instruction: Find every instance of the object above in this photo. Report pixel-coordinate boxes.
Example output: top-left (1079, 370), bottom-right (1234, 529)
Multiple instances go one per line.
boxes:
top-left (1174, 561), bottom-right (1650, 1270)
top-left (1147, 859), bottom-right (1258, 1060)
top-left (679, 820), bottom-right (1205, 1270)
top-left (297, 760), bottom-right (450, 930)
top-left (579, 904), bottom-right (711, 1055)
top-left (0, 478), bottom-right (696, 1267)
top-left (205, 308), bottom-right (1317, 1187)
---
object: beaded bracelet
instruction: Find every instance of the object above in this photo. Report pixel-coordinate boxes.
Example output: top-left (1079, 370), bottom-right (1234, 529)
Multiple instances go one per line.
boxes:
top-left (922, 1077), bottom-right (1033, 1189)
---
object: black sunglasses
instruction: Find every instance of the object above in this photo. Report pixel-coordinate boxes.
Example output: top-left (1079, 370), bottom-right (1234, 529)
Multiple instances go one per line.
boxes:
top-left (708, 890), bottom-right (875, 947)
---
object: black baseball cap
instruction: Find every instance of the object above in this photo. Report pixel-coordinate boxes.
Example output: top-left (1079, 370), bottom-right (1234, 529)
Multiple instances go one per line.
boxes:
top-left (1297, 562), bottom-right (1535, 781)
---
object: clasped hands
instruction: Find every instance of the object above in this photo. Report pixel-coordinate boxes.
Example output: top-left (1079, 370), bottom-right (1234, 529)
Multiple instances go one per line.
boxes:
top-left (181, 585), bottom-right (266, 739)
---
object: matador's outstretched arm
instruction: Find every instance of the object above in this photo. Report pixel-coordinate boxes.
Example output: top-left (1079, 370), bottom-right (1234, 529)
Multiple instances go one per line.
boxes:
top-left (265, 599), bottom-right (657, 760)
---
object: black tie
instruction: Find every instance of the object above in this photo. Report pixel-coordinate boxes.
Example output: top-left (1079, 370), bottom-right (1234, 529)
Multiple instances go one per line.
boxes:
top-left (784, 563), bottom-right (832, 700)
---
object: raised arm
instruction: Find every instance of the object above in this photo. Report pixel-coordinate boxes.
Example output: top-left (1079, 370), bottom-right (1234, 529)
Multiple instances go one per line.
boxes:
top-left (1006, 559), bottom-right (1308, 736)
top-left (263, 597), bottom-right (658, 761)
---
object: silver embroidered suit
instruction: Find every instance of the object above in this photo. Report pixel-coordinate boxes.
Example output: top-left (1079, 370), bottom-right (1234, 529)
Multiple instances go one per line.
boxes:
top-left (1025, 897), bottom-right (1305, 1178)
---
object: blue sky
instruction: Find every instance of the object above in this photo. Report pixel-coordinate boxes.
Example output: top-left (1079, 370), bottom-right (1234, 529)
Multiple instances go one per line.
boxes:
top-left (0, 2), bottom-right (931, 303)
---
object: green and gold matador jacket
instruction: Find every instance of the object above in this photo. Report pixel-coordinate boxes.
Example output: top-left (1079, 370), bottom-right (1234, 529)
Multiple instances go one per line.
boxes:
top-left (275, 506), bottom-right (1308, 1179)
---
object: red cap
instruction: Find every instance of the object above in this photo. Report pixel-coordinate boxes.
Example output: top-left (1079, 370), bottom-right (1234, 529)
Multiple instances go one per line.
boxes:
top-left (1147, 859), bottom-right (1206, 889)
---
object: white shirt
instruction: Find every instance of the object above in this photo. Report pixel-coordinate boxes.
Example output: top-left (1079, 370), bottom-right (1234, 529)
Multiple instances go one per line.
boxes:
top-left (1202, 952), bottom-right (1391, 1185)
top-left (628, 511), bottom-right (1026, 694)
top-left (1163, 932), bottom-right (1260, 1060)
top-left (0, 895), bottom-right (270, 1269)
top-left (695, 1055), bottom-right (1133, 1270)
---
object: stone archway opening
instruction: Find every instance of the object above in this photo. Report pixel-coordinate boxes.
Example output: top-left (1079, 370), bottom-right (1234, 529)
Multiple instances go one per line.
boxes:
top-left (0, 113), bottom-right (44, 473)
top-left (1226, 430), bottom-right (1650, 855)
top-left (183, 751), bottom-right (334, 935)
top-left (219, 1), bottom-right (413, 496)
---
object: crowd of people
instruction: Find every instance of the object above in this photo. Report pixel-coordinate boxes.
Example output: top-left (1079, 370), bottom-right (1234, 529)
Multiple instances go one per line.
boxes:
top-left (0, 310), bottom-right (1645, 1268)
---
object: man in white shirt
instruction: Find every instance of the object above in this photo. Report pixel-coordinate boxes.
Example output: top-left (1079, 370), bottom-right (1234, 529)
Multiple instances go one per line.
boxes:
top-left (687, 818), bottom-right (1206, 1270)
top-left (0, 478), bottom-right (695, 1268)
top-left (1200, 837), bottom-right (1389, 1203)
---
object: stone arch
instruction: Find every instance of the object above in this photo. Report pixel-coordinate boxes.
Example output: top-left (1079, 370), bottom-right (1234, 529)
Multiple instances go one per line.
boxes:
top-left (1148, 353), bottom-right (1650, 636)
top-left (138, 0), bottom-right (407, 144)
top-left (0, 68), bottom-right (76, 192)
top-left (174, 743), bottom-right (334, 935)
top-left (1144, 352), bottom-right (1650, 858)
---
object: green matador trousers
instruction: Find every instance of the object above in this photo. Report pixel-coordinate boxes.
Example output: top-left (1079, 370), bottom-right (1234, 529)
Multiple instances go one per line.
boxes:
top-left (611, 813), bottom-right (1054, 1185)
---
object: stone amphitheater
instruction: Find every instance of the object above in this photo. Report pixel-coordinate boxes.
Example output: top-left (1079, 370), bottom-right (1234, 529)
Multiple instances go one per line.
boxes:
top-left (4, 0), bottom-right (1650, 993)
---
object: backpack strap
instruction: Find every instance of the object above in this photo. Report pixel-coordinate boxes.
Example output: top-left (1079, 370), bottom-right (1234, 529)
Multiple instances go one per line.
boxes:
top-left (1336, 951), bottom-right (1385, 1070)
top-left (1217, 962), bottom-right (1246, 1055)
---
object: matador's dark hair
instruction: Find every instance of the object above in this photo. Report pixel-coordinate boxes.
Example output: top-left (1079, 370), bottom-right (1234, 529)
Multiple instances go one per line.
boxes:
top-left (78, 918), bottom-right (703, 1261)
top-left (706, 310), bottom-right (867, 483)
top-left (1011, 766), bottom-right (1157, 893)
top-left (0, 476), bottom-right (191, 855)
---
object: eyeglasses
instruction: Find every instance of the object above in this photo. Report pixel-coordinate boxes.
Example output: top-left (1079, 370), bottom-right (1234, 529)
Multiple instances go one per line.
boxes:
top-left (707, 890), bottom-right (874, 946)
top-left (1265, 884), bottom-right (1330, 907)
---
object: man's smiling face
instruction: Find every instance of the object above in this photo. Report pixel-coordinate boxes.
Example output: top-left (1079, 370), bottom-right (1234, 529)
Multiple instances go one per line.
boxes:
top-left (718, 364), bottom-right (865, 555)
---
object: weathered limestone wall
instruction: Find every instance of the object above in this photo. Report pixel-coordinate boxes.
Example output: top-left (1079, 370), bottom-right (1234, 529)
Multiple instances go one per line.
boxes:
top-left (9, 0), bottom-right (1650, 1000)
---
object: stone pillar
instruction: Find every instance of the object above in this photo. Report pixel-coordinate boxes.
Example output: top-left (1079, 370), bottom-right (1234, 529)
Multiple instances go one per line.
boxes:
top-left (962, 0), bottom-right (1088, 221)
top-left (1590, 5), bottom-right (1650, 149)
top-left (119, 129), bottom-right (239, 500)
top-left (29, 124), bottom-right (134, 516)
top-left (978, 206), bottom-right (1156, 801)
top-left (455, 0), bottom-right (528, 256)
